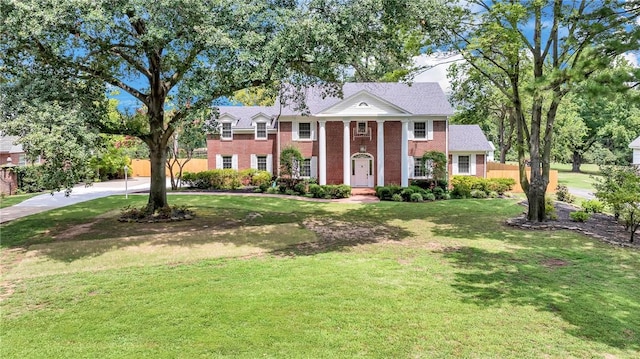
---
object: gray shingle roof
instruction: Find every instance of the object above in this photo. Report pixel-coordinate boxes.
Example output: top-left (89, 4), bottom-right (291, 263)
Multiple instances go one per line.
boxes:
top-left (278, 82), bottom-right (453, 116)
top-left (213, 82), bottom-right (453, 125)
top-left (0, 135), bottom-right (22, 153)
top-left (448, 125), bottom-right (493, 152)
top-left (630, 135), bottom-right (640, 149)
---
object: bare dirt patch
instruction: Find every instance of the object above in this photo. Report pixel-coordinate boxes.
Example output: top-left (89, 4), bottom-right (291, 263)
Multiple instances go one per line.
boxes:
top-left (540, 258), bottom-right (571, 268)
top-left (54, 221), bottom-right (97, 240)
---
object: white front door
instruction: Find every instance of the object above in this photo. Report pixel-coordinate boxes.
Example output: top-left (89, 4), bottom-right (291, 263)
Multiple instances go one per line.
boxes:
top-left (352, 155), bottom-right (373, 187)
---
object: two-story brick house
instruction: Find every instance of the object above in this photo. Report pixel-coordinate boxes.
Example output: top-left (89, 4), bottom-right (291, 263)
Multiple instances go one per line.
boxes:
top-left (207, 82), bottom-right (492, 188)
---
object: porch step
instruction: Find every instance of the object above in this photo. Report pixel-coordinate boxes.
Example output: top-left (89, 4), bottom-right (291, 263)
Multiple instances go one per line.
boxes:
top-left (350, 187), bottom-right (377, 196)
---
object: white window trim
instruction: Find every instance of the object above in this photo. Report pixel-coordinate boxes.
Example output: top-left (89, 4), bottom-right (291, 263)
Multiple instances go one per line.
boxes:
top-left (292, 121), bottom-right (316, 141)
top-left (452, 153), bottom-right (476, 176)
top-left (297, 156), bottom-right (318, 178)
top-left (216, 154), bottom-right (238, 170)
top-left (220, 121), bottom-right (233, 141)
top-left (251, 154), bottom-right (273, 174)
top-left (410, 156), bottom-right (432, 179)
top-left (408, 120), bottom-right (434, 141)
top-left (254, 122), bottom-right (268, 140)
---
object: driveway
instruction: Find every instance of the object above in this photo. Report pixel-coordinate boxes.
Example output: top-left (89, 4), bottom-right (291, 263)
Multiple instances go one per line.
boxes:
top-left (0, 177), bottom-right (161, 223)
top-left (567, 187), bottom-right (595, 200)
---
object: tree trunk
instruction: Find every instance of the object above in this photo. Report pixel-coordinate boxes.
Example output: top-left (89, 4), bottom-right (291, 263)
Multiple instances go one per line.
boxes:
top-left (571, 151), bottom-right (582, 172)
top-left (527, 172), bottom-right (548, 222)
top-left (148, 144), bottom-right (168, 211)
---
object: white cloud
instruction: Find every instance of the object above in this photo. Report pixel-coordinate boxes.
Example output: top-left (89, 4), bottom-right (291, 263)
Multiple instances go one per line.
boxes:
top-left (411, 53), bottom-right (465, 93)
top-left (621, 52), bottom-right (639, 67)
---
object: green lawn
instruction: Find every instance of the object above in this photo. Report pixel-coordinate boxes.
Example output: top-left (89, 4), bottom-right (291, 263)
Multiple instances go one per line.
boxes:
top-left (551, 163), bottom-right (601, 191)
top-left (1, 195), bottom-right (639, 358)
top-left (0, 192), bottom-right (41, 209)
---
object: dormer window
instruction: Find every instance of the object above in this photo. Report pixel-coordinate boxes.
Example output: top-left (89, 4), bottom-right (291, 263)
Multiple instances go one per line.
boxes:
top-left (221, 122), bottom-right (232, 140)
top-left (256, 122), bottom-right (267, 139)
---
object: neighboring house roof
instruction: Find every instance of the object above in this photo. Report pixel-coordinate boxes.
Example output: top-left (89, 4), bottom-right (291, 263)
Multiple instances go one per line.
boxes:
top-left (0, 135), bottom-right (23, 154)
top-left (630, 135), bottom-right (640, 149)
top-left (449, 125), bottom-right (493, 152)
top-left (213, 82), bottom-right (453, 126)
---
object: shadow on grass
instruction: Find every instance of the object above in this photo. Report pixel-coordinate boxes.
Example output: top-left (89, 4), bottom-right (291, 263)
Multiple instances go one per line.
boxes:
top-left (428, 204), bottom-right (640, 351)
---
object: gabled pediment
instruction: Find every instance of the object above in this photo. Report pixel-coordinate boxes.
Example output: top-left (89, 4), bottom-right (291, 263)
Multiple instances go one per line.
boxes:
top-left (317, 90), bottom-right (410, 116)
top-left (251, 112), bottom-right (272, 122)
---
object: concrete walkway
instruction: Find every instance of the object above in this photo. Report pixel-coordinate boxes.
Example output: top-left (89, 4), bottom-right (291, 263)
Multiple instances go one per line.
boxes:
top-left (567, 187), bottom-right (596, 200)
top-left (0, 177), bottom-right (156, 223)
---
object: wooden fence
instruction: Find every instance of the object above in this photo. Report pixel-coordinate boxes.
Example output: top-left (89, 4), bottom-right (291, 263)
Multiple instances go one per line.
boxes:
top-left (486, 162), bottom-right (558, 193)
top-left (129, 159), bottom-right (208, 177)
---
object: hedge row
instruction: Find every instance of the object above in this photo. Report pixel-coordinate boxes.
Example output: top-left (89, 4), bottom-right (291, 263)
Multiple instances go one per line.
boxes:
top-left (450, 176), bottom-right (515, 199)
top-left (182, 169), bottom-right (272, 190)
top-left (262, 179), bottom-right (351, 199)
top-left (376, 185), bottom-right (448, 202)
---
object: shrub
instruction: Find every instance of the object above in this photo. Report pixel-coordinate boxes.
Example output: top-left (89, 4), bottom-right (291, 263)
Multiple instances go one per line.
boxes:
top-left (239, 168), bottom-right (258, 186)
top-left (488, 191), bottom-right (499, 198)
top-left (308, 184), bottom-right (350, 199)
top-left (309, 184), bottom-right (324, 198)
top-left (181, 169), bottom-right (241, 190)
top-left (294, 181), bottom-right (307, 195)
top-left (375, 185), bottom-right (403, 200)
top-left (424, 192), bottom-right (436, 201)
top-left (410, 193), bottom-right (424, 202)
top-left (545, 197), bottom-right (557, 220)
top-left (15, 165), bottom-right (46, 193)
top-left (259, 182), bottom-right (270, 193)
top-left (266, 187), bottom-right (279, 194)
top-left (570, 211), bottom-right (591, 222)
top-left (432, 187), bottom-right (446, 200)
top-left (556, 185), bottom-right (575, 203)
top-left (581, 199), bottom-right (604, 213)
top-left (392, 193), bottom-right (403, 202)
top-left (410, 179), bottom-right (448, 192)
top-left (486, 178), bottom-right (516, 194)
top-left (400, 187), bottom-right (415, 202)
top-left (470, 189), bottom-right (488, 199)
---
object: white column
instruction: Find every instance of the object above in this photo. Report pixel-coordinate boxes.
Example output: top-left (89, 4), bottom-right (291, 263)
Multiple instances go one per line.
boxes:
top-left (401, 119), bottom-right (409, 187)
top-left (376, 120), bottom-right (385, 186)
top-left (343, 120), bottom-right (351, 185)
top-left (318, 120), bottom-right (327, 185)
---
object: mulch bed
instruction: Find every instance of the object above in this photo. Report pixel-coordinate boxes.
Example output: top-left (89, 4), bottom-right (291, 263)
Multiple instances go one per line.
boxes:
top-left (506, 201), bottom-right (639, 249)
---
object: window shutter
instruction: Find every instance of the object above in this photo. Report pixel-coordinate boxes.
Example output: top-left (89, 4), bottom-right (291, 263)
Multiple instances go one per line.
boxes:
top-left (292, 122), bottom-right (299, 141)
top-left (232, 154), bottom-right (238, 170)
top-left (408, 156), bottom-right (415, 178)
top-left (250, 154), bottom-right (257, 169)
top-left (452, 155), bottom-right (458, 175)
top-left (427, 120), bottom-right (434, 140)
top-left (266, 154), bottom-right (273, 174)
top-left (216, 154), bottom-right (223, 169)
top-left (311, 122), bottom-right (316, 140)
top-left (470, 154), bottom-right (477, 175)
top-left (408, 122), bottom-right (414, 140)
top-left (311, 156), bottom-right (318, 178)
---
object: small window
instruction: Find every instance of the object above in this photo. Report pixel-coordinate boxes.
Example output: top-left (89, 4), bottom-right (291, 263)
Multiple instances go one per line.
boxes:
top-left (298, 122), bottom-right (311, 139)
top-left (222, 156), bottom-right (233, 169)
top-left (257, 156), bottom-right (267, 171)
top-left (357, 122), bottom-right (367, 134)
top-left (458, 155), bottom-right (470, 174)
top-left (256, 122), bottom-right (267, 139)
top-left (300, 158), bottom-right (311, 177)
top-left (414, 122), bottom-right (426, 139)
top-left (221, 123), bottom-right (232, 139)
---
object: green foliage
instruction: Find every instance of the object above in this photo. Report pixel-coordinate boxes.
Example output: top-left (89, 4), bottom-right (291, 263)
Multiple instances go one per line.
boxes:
top-left (14, 165), bottom-right (46, 193)
top-left (545, 197), bottom-right (557, 220)
top-left (181, 170), bottom-right (241, 190)
top-left (392, 193), bottom-right (403, 202)
top-left (424, 192), bottom-right (436, 201)
top-left (450, 176), bottom-right (514, 199)
top-left (279, 146), bottom-right (304, 178)
top-left (555, 185), bottom-right (575, 203)
top-left (239, 169), bottom-right (272, 187)
top-left (594, 165), bottom-right (640, 242)
top-left (570, 211), bottom-right (591, 222)
top-left (410, 193), bottom-right (424, 202)
top-left (90, 137), bottom-right (131, 181)
top-left (410, 179), bottom-right (448, 193)
top-left (420, 151), bottom-right (448, 181)
top-left (308, 184), bottom-right (351, 199)
top-left (581, 200), bottom-right (604, 214)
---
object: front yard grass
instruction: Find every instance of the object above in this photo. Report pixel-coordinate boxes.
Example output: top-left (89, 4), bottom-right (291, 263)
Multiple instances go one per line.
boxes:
top-left (1, 195), bottom-right (639, 358)
top-left (0, 192), bottom-right (41, 209)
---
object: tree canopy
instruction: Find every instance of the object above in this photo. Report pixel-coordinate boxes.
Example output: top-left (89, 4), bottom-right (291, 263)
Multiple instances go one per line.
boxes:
top-left (1, 0), bottom-right (442, 211)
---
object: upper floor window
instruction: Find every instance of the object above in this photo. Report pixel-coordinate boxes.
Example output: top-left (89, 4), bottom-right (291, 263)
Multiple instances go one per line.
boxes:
top-left (357, 121), bottom-right (367, 134)
top-left (414, 122), bottom-right (426, 139)
top-left (298, 122), bottom-right (311, 139)
top-left (221, 122), bottom-right (232, 140)
top-left (256, 122), bottom-right (267, 139)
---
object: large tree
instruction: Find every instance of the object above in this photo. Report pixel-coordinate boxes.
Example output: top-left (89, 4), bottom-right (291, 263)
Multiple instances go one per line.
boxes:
top-left (442, 0), bottom-right (640, 221)
top-left (1, 0), bottom-right (437, 212)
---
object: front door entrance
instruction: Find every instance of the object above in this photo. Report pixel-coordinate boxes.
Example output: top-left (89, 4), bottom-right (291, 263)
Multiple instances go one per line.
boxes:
top-left (351, 153), bottom-right (374, 187)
